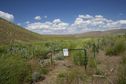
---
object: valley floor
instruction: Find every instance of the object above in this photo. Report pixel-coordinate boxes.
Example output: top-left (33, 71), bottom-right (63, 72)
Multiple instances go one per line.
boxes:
top-left (36, 50), bottom-right (121, 84)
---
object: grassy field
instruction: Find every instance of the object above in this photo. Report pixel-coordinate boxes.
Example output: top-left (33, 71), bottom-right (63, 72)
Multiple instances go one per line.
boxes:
top-left (0, 34), bottom-right (126, 84)
top-left (0, 18), bottom-right (126, 84)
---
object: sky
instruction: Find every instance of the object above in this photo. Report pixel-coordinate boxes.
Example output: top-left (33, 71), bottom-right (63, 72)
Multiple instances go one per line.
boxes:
top-left (0, 0), bottom-right (126, 34)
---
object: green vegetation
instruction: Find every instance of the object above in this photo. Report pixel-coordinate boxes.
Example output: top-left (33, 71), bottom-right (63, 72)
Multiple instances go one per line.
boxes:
top-left (56, 68), bottom-right (88, 84)
top-left (117, 52), bottom-right (126, 84)
top-left (105, 37), bottom-right (126, 56)
top-left (72, 49), bottom-right (88, 67)
top-left (0, 34), bottom-right (125, 84)
top-left (0, 18), bottom-right (126, 84)
top-left (0, 18), bottom-right (42, 44)
top-left (55, 52), bottom-right (65, 60)
top-left (0, 56), bottom-right (31, 84)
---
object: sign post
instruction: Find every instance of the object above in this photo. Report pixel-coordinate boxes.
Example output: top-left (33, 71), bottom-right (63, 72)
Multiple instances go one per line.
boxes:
top-left (63, 49), bottom-right (69, 56)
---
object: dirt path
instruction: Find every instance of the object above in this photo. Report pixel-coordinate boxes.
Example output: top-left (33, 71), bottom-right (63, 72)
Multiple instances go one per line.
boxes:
top-left (36, 51), bottom-right (121, 84)
top-left (37, 58), bottom-right (72, 84)
top-left (92, 51), bottom-right (121, 84)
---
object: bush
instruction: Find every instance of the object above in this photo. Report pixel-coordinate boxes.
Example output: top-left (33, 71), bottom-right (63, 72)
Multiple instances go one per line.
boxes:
top-left (72, 50), bottom-right (87, 66)
top-left (0, 46), bottom-right (6, 54)
top-left (33, 47), bottom-right (49, 59)
top-left (55, 52), bottom-right (65, 60)
top-left (56, 68), bottom-right (87, 84)
top-left (117, 65), bottom-right (126, 84)
top-left (40, 67), bottom-right (49, 75)
top-left (117, 55), bottom-right (126, 84)
top-left (105, 40), bottom-right (126, 56)
top-left (89, 57), bottom-right (96, 68)
top-left (0, 56), bottom-right (32, 84)
top-left (31, 71), bottom-right (45, 82)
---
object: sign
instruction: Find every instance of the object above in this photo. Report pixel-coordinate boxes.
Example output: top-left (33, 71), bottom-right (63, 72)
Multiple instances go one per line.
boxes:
top-left (63, 49), bottom-right (69, 56)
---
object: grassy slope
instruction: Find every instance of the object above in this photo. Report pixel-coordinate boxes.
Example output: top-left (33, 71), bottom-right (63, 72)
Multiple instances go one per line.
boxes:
top-left (0, 17), bottom-right (126, 43)
top-left (0, 18), bottom-right (81, 43)
top-left (72, 29), bottom-right (126, 37)
top-left (0, 18), bottom-right (43, 44)
top-left (41, 29), bottom-right (126, 40)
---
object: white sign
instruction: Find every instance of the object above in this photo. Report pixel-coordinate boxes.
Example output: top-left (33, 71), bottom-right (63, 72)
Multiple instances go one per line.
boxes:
top-left (63, 49), bottom-right (69, 56)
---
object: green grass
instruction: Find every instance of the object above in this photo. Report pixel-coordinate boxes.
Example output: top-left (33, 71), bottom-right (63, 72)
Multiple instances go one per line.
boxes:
top-left (56, 68), bottom-right (88, 84)
top-left (117, 52), bottom-right (126, 84)
top-left (0, 37), bottom-right (96, 84)
top-left (0, 19), bottom-right (126, 84)
top-left (0, 56), bottom-right (32, 84)
top-left (72, 51), bottom-right (85, 65)
top-left (0, 18), bottom-right (43, 44)
top-left (105, 38), bottom-right (126, 56)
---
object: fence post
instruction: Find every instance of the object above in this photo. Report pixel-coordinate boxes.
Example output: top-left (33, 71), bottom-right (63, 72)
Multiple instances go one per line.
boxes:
top-left (50, 51), bottom-right (53, 65)
top-left (84, 49), bottom-right (88, 70)
top-left (92, 44), bottom-right (99, 74)
top-left (93, 44), bottom-right (96, 58)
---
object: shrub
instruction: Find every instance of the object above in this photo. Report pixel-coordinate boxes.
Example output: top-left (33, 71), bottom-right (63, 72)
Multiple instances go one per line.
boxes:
top-left (31, 71), bottom-right (45, 82)
top-left (117, 65), bottom-right (126, 84)
top-left (72, 51), bottom-right (84, 65)
top-left (105, 40), bottom-right (126, 56)
top-left (95, 69), bottom-right (104, 75)
top-left (55, 52), bottom-right (65, 60)
top-left (117, 55), bottom-right (126, 84)
top-left (33, 47), bottom-right (49, 59)
top-left (0, 46), bottom-right (6, 54)
top-left (72, 50), bottom-right (88, 66)
top-left (0, 56), bottom-right (32, 84)
top-left (89, 57), bottom-right (96, 68)
top-left (56, 68), bottom-right (87, 84)
top-left (40, 67), bottom-right (49, 75)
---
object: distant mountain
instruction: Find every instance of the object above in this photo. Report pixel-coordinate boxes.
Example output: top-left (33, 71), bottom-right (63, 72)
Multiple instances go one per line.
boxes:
top-left (0, 18), bottom-right (42, 44)
top-left (72, 29), bottom-right (126, 37)
top-left (0, 18), bottom-right (126, 43)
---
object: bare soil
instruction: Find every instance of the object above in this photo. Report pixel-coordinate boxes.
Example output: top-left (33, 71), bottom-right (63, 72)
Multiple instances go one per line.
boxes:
top-left (37, 57), bottom-right (73, 84)
top-left (36, 51), bottom-right (121, 84)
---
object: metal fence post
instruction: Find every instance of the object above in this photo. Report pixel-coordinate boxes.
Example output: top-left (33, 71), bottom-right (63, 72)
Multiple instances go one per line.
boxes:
top-left (50, 51), bottom-right (53, 65)
top-left (84, 49), bottom-right (88, 70)
top-left (93, 44), bottom-right (96, 58)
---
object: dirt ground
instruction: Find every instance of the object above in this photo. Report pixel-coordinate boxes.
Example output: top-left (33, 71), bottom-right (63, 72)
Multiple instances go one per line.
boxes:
top-left (37, 57), bottom-right (73, 84)
top-left (95, 51), bottom-right (121, 84)
top-left (36, 50), bottom-right (121, 84)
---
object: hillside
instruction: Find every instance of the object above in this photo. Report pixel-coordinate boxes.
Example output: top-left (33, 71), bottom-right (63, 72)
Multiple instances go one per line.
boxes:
top-left (0, 18), bottom-right (126, 43)
top-left (41, 29), bottom-right (126, 38)
top-left (72, 29), bottom-right (126, 37)
top-left (0, 18), bottom-right (126, 84)
top-left (0, 18), bottom-right (42, 44)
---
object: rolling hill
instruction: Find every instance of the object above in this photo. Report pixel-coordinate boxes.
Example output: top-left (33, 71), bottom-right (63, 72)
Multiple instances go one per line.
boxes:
top-left (0, 18), bottom-right (42, 44)
top-left (0, 18), bottom-right (126, 44)
top-left (42, 29), bottom-right (126, 39)
top-left (71, 29), bottom-right (126, 37)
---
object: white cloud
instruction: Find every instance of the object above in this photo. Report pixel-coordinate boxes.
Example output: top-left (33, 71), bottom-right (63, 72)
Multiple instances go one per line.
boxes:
top-left (26, 22), bottom-right (51, 30)
top-left (44, 16), bottom-right (47, 18)
top-left (34, 16), bottom-right (41, 20)
top-left (52, 19), bottom-right (69, 30)
top-left (71, 15), bottom-right (123, 33)
top-left (26, 19), bottom-right (69, 34)
top-left (0, 11), bottom-right (14, 22)
top-left (118, 20), bottom-right (126, 24)
top-left (53, 19), bottom-right (61, 23)
top-left (25, 14), bottom-right (126, 34)
top-left (17, 23), bottom-right (21, 26)
top-left (25, 21), bottom-right (30, 24)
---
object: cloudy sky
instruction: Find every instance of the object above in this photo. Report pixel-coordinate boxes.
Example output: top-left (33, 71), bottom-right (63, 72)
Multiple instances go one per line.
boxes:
top-left (0, 0), bottom-right (126, 34)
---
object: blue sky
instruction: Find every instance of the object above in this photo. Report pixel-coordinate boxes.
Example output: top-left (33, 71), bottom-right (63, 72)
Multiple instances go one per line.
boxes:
top-left (0, 0), bottom-right (126, 34)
